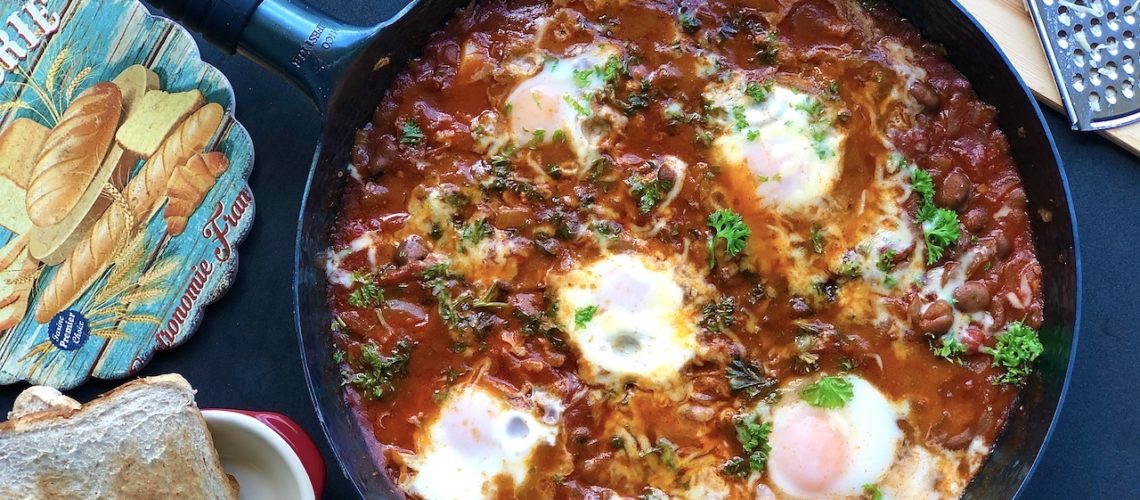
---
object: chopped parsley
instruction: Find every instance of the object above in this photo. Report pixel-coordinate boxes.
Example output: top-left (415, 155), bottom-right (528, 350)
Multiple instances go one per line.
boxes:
top-left (726, 358), bottom-right (777, 400)
top-left (982, 321), bottom-right (1043, 385)
top-left (529, 128), bottom-right (546, 146)
top-left (627, 172), bottom-right (671, 214)
top-left (863, 483), bottom-right (885, 500)
top-left (591, 220), bottom-right (621, 240)
top-left (723, 417), bottom-right (772, 477)
top-left (876, 249), bottom-right (897, 272)
top-left (795, 97), bottom-right (824, 118)
top-left (574, 305), bottom-right (599, 329)
top-left (551, 128), bottom-right (566, 142)
top-left (461, 218), bottom-right (493, 246)
top-left (563, 95), bottom-right (591, 116)
top-left (933, 335), bottom-right (967, 360)
top-left (801, 375), bottom-right (854, 409)
top-left (345, 338), bottom-right (414, 400)
top-left (347, 272), bottom-right (384, 309)
top-left (399, 120), bottom-right (424, 146)
top-left (701, 297), bottom-right (737, 333)
top-left (746, 129), bottom-right (760, 141)
top-left (677, 7), bottom-right (701, 34)
top-left (745, 81), bottom-right (773, 102)
top-left (731, 105), bottom-right (749, 130)
top-left (755, 31), bottom-right (780, 65)
top-left (809, 223), bottom-right (825, 254)
top-left (707, 209), bottom-right (752, 268)
top-left (573, 67), bottom-right (595, 87)
top-left (644, 438), bottom-right (679, 469)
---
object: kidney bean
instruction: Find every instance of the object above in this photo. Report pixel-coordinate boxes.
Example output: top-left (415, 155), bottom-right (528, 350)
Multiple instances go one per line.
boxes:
top-left (961, 207), bottom-right (988, 233)
top-left (910, 297), bottom-right (954, 335)
top-left (992, 230), bottom-right (1012, 259)
top-left (395, 235), bottom-right (430, 264)
top-left (936, 170), bottom-right (971, 208)
top-left (953, 281), bottom-right (991, 312)
top-left (910, 81), bottom-right (942, 112)
top-left (1005, 187), bottom-right (1027, 209)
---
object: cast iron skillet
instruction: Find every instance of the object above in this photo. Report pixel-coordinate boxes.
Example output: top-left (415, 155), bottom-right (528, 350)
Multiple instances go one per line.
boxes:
top-left (151, 0), bottom-right (1081, 497)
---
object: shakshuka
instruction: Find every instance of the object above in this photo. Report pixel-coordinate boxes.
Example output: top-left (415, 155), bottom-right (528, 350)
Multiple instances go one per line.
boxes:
top-left (325, 0), bottom-right (1046, 498)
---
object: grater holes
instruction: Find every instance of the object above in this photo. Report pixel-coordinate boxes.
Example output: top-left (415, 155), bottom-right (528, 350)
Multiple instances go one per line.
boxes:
top-left (1104, 60), bottom-right (1119, 79)
top-left (1089, 91), bottom-right (1102, 112)
top-left (1124, 55), bottom-right (1135, 74)
top-left (1123, 79), bottom-right (1135, 99)
top-left (1074, 72), bottom-right (1086, 92)
top-left (1105, 85), bottom-right (1118, 105)
top-left (1090, 18), bottom-right (1104, 37)
top-left (1074, 48), bottom-right (1086, 67)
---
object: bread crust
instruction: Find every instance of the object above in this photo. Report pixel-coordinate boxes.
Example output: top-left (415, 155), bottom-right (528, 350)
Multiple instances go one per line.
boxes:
top-left (0, 374), bottom-right (238, 499)
top-left (165, 152), bottom-right (229, 236)
top-left (25, 83), bottom-right (123, 227)
top-left (124, 103), bottom-right (224, 226)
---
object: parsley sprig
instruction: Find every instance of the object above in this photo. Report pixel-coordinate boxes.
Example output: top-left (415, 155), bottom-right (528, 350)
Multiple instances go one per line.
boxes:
top-left (982, 321), bottom-right (1043, 385)
top-left (801, 375), bottom-right (854, 408)
top-left (911, 168), bottom-right (961, 264)
top-left (707, 209), bottom-right (751, 268)
top-left (722, 417), bottom-right (772, 477)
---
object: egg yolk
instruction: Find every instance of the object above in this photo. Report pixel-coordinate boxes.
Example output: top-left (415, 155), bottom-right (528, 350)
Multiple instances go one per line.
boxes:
top-left (507, 79), bottom-right (566, 140)
top-left (768, 404), bottom-right (851, 495)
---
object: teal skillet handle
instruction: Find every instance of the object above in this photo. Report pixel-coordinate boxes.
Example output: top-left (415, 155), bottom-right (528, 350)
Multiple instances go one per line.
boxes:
top-left (147, 0), bottom-right (376, 111)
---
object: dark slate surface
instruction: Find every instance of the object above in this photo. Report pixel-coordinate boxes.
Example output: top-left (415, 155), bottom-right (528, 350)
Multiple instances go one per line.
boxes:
top-left (2, 1), bottom-right (1137, 498)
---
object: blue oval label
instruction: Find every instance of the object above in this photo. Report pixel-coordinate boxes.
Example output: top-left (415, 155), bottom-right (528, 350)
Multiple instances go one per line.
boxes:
top-left (47, 310), bottom-right (89, 351)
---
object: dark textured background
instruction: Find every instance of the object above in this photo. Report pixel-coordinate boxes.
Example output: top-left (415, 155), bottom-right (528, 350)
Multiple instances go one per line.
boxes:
top-left (3, 1), bottom-right (1138, 498)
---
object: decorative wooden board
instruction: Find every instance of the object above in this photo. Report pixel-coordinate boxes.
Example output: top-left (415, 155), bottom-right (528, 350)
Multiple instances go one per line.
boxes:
top-left (959, 0), bottom-right (1140, 157)
top-left (0, 0), bottom-right (255, 389)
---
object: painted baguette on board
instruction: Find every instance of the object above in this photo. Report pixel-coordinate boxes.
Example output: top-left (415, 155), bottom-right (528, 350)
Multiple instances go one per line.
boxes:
top-left (165, 152), bottom-right (229, 236)
top-left (24, 83), bottom-right (122, 228)
top-left (34, 201), bottom-right (129, 323)
top-left (124, 102), bottom-right (224, 226)
top-left (27, 65), bottom-right (176, 265)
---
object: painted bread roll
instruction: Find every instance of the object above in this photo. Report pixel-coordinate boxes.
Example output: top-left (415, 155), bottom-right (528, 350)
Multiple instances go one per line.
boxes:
top-left (25, 83), bottom-right (122, 227)
top-left (164, 152), bottom-right (228, 236)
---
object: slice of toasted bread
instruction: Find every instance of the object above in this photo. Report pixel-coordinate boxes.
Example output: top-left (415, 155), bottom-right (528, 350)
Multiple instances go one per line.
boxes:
top-left (0, 118), bottom-right (50, 188)
top-left (0, 374), bottom-right (238, 499)
top-left (111, 64), bottom-right (160, 118)
top-left (0, 178), bottom-right (31, 236)
top-left (116, 89), bottom-right (204, 157)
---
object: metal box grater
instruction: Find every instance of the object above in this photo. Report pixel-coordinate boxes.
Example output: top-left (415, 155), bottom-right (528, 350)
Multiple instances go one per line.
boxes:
top-left (1025, 0), bottom-right (1140, 130)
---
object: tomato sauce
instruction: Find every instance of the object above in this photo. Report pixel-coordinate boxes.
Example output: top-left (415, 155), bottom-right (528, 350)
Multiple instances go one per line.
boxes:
top-left (328, 0), bottom-right (1044, 496)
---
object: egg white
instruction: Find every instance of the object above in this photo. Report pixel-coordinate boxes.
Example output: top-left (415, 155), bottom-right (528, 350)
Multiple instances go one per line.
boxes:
top-left (504, 47), bottom-right (623, 169)
top-left (760, 376), bottom-right (904, 498)
top-left (549, 253), bottom-right (710, 388)
top-left (704, 79), bottom-right (845, 214)
top-left (404, 384), bottom-right (561, 499)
